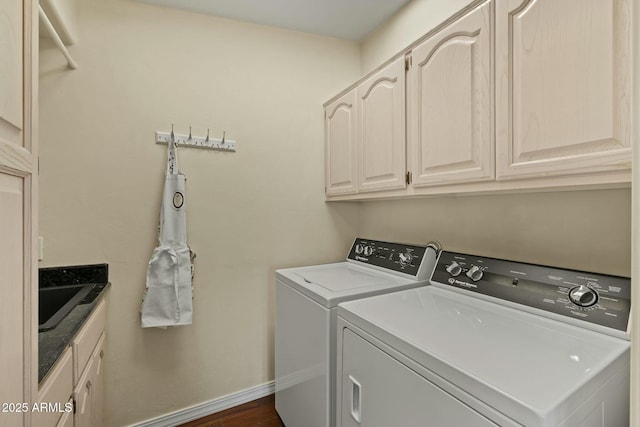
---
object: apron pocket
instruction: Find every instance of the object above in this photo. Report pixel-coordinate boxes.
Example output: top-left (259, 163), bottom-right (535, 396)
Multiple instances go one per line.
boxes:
top-left (141, 246), bottom-right (180, 328)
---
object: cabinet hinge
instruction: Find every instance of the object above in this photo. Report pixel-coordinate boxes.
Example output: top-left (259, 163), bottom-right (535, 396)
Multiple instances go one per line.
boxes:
top-left (406, 171), bottom-right (412, 185)
top-left (405, 56), bottom-right (412, 71)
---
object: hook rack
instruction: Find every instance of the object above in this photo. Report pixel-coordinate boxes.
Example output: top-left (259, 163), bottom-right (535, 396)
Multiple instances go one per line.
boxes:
top-left (155, 127), bottom-right (236, 152)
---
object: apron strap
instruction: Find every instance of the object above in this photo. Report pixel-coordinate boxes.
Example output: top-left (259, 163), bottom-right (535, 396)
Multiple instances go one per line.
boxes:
top-left (167, 131), bottom-right (179, 175)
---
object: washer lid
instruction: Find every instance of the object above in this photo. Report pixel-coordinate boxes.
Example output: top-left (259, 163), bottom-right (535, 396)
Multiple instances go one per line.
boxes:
top-left (294, 265), bottom-right (393, 291)
top-left (337, 286), bottom-right (630, 426)
top-left (276, 262), bottom-right (422, 308)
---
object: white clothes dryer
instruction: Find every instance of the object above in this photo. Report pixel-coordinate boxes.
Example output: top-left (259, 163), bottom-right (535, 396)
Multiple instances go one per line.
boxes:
top-left (275, 238), bottom-right (441, 427)
top-left (336, 251), bottom-right (631, 427)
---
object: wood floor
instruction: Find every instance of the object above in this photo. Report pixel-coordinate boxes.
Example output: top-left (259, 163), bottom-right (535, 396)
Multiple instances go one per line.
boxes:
top-left (178, 395), bottom-right (285, 427)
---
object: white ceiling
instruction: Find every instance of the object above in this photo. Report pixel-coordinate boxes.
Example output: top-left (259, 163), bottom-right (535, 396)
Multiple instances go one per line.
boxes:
top-left (133, 0), bottom-right (412, 40)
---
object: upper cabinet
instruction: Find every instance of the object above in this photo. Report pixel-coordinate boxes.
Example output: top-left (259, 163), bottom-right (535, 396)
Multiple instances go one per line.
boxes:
top-left (495, 0), bottom-right (631, 179)
top-left (325, 89), bottom-right (358, 196)
top-left (408, 1), bottom-right (493, 187)
top-left (358, 57), bottom-right (407, 192)
top-left (324, 0), bottom-right (632, 200)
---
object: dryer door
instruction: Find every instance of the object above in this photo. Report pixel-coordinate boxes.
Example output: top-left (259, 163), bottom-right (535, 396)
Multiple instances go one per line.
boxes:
top-left (340, 328), bottom-right (498, 427)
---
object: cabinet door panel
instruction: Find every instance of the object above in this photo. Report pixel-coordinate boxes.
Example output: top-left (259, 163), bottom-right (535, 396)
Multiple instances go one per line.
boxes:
top-left (409, 1), bottom-right (493, 186)
top-left (0, 0), bottom-right (23, 136)
top-left (73, 334), bottom-right (105, 427)
top-left (33, 347), bottom-right (73, 427)
top-left (358, 57), bottom-right (406, 192)
top-left (325, 89), bottom-right (357, 196)
top-left (0, 174), bottom-right (24, 427)
top-left (90, 334), bottom-right (106, 427)
top-left (496, 0), bottom-right (631, 179)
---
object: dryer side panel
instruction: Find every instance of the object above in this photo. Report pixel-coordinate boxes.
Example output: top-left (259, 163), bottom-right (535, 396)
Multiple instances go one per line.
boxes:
top-left (275, 280), bottom-right (330, 427)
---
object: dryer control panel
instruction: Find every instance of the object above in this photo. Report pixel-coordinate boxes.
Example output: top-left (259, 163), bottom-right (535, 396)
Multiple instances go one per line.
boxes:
top-left (432, 251), bottom-right (631, 333)
top-left (347, 238), bottom-right (439, 279)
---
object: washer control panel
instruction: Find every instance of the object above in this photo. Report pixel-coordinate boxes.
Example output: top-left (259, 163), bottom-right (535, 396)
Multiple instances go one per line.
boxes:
top-left (431, 251), bottom-right (631, 332)
top-left (347, 238), bottom-right (428, 277)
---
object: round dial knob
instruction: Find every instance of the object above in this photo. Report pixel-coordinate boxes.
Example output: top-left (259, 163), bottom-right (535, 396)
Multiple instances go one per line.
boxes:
top-left (569, 285), bottom-right (598, 307)
top-left (363, 246), bottom-right (375, 256)
top-left (355, 244), bottom-right (364, 255)
top-left (446, 261), bottom-right (462, 277)
top-left (398, 252), bottom-right (413, 266)
top-left (466, 265), bottom-right (484, 282)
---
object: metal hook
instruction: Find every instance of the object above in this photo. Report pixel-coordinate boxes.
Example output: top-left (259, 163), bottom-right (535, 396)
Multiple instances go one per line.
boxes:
top-left (205, 128), bottom-right (210, 142)
top-left (221, 130), bottom-right (226, 144)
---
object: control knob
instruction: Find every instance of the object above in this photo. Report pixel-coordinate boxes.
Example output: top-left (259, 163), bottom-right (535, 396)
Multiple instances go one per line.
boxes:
top-left (569, 285), bottom-right (598, 307)
top-left (466, 265), bottom-right (484, 282)
top-left (355, 244), bottom-right (364, 255)
top-left (398, 252), bottom-right (413, 266)
top-left (363, 246), bottom-right (375, 256)
top-left (446, 261), bottom-right (462, 277)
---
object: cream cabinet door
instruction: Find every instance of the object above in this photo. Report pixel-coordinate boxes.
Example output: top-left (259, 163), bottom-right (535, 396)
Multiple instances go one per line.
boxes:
top-left (74, 334), bottom-right (105, 427)
top-left (496, 0), bottom-right (631, 179)
top-left (0, 1), bottom-right (37, 426)
top-left (408, 0), bottom-right (493, 187)
top-left (357, 57), bottom-right (406, 192)
top-left (325, 89), bottom-right (358, 196)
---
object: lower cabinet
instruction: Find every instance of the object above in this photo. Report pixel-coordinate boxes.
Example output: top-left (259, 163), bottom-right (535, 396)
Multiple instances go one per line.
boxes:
top-left (74, 333), bottom-right (105, 427)
top-left (73, 299), bottom-right (106, 427)
top-left (36, 298), bottom-right (107, 427)
top-left (339, 328), bottom-right (497, 427)
top-left (33, 348), bottom-right (73, 427)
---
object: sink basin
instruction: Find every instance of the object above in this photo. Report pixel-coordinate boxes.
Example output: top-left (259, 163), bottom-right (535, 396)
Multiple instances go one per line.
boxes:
top-left (39, 284), bottom-right (95, 332)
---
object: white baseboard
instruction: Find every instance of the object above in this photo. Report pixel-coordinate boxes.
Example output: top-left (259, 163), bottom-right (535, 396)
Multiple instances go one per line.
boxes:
top-left (128, 381), bottom-right (275, 427)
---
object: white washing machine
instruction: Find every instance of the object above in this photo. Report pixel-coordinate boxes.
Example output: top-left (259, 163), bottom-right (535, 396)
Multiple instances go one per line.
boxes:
top-left (336, 251), bottom-right (631, 427)
top-left (275, 238), bottom-right (441, 427)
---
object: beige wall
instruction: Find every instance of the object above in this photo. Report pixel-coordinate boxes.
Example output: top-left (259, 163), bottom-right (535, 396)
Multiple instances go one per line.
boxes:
top-left (359, 0), bottom-right (631, 276)
top-left (359, 190), bottom-right (631, 276)
top-left (38, 1), bottom-right (360, 425)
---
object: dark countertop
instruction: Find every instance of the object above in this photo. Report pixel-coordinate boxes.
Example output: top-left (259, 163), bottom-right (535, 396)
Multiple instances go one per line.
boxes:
top-left (38, 264), bottom-right (110, 384)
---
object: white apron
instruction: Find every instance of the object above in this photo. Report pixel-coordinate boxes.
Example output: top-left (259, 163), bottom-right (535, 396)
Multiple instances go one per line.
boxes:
top-left (141, 137), bottom-right (194, 328)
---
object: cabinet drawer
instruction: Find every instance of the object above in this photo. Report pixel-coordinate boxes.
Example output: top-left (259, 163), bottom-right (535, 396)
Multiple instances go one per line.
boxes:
top-left (73, 299), bottom-right (106, 382)
top-left (34, 347), bottom-right (73, 427)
